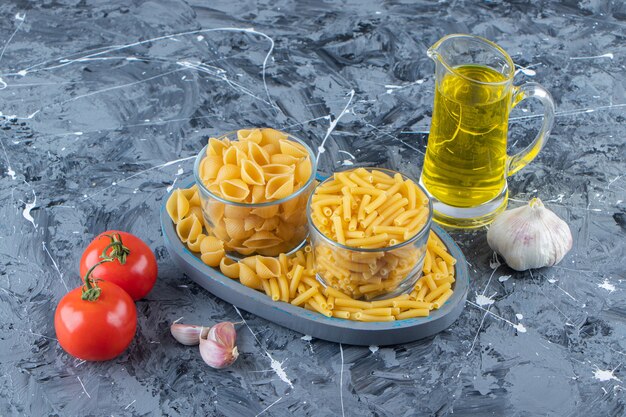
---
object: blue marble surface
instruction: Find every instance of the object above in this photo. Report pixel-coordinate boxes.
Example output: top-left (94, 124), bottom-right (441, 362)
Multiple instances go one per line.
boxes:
top-left (0, 0), bottom-right (624, 416)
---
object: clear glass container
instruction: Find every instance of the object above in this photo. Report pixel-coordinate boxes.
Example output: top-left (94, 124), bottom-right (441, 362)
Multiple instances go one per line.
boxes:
top-left (307, 168), bottom-right (432, 300)
top-left (194, 130), bottom-right (317, 258)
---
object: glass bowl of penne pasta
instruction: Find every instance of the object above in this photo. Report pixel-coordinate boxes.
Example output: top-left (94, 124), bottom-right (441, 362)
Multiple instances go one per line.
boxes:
top-left (193, 128), bottom-right (317, 258)
top-left (307, 168), bottom-right (432, 300)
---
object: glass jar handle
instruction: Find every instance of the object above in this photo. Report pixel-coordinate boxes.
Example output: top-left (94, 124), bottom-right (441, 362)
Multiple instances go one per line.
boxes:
top-left (507, 83), bottom-right (555, 176)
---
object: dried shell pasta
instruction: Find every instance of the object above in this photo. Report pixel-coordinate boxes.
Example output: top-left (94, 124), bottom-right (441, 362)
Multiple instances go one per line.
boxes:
top-left (195, 129), bottom-right (314, 256)
top-left (187, 233), bottom-right (206, 252)
top-left (227, 244), bottom-right (257, 256)
top-left (295, 157), bottom-right (313, 184)
top-left (224, 217), bottom-right (252, 240)
top-left (215, 164), bottom-right (240, 182)
top-left (279, 139), bottom-right (309, 158)
top-left (200, 236), bottom-right (225, 267)
top-left (270, 154), bottom-right (301, 166)
top-left (238, 263), bottom-right (263, 289)
top-left (265, 175), bottom-right (294, 200)
top-left (260, 128), bottom-right (288, 145)
top-left (204, 199), bottom-right (225, 223)
top-left (207, 183), bottom-right (221, 195)
top-left (275, 221), bottom-right (295, 241)
top-left (222, 146), bottom-right (246, 166)
top-left (176, 215), bottom-right (202, 243)
top-left (250, 184), bottom-right (266, 203)
top-left (220, 179), bottom-right (250, 202)
top-left (240, 159), bottom-right (266, 185)
top-left (237, 128), bottom-right (262, 143)
top-left (212, 219), bottom-right (230, 241)
top-left (219, 257), bottom-right (240, 279)
top-left (244, 215), bottom-right (264, 231)
top-left (232, 140), bottom-right (248, 153)
top-left (243, 231), bottom-right (283, 249)
top-left (256, 217), bottom-right (280, 232)
top-left (255, 256), bottom-right (281, 279)
top-left (262, 164), bottom-right (294, 178)
top-left (240, 255), bottom-right (258, 268)
top-left (200, 155), bottom-right (223, 181)
top-left (166, 189), bottom-right (190, 224)
top-left (188, 206), bottom-right (205, 223)
top-left (207, 137), bottom-right (229, 156)
top-left (247, 142), bottom-right (270, 166)
top-left (201, 235), bottom-right (224, 252)
top-left (188, 191), bottom-right (202, 207)
top-left (250, 205), bottom-right (279, 219)
top-left (262, 143), bottom-right (280, 156)
top-left (223, 205), bottom-right (250, 219)
top-left (180, 185), bottom-right (198, 200)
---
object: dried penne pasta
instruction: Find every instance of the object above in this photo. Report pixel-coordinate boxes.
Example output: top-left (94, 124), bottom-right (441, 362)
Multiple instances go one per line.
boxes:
top-left (269, 277), bottom-right (281, 301)
top-left (392, 300), bottom-right (433, 310)
top-left (424, 274), bottom-right (438, 291)
top-left (323, 286), bottom-right (352, 300)
top-left (291, 287), bottom-right (318, 306)
top-left (396, 309), bottom-right (430, 319)
top-left (302, 276), bottom-right (321, 289)
top-left (332, 310), bottom-right (351, 319)
top-left (362, 307), bottom-right (394, 316)
top-left (261, 279), bottom-right (272, 297)
top-left (424, 282), bottom-right (453, 303)
top-left (312, 292), bottom-right (328, 309)
top-left (432, 289), bottom-right (454, 309)
top-left (415, 286), bottom-right (428, 302)
top-left (369, 294), bottom-right (410, 308)
top-left (308, 299), bottom-right (332, 317)
top-left (333, 306), bottom-right (362, 313)
top-left (353, 312), bottom-right (395, 322)
top-left (429, 241), bottom-right (457, 265)
top-left (424, 249), bottom-right (433, 273)
top-left (334, 298), bottom-right (372, 309)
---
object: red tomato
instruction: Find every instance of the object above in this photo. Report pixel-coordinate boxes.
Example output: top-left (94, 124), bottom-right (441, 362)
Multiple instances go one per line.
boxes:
top-left (54, 281), bottom-right (137, 361)
top-left (79, 231), bottom-right (157, 300)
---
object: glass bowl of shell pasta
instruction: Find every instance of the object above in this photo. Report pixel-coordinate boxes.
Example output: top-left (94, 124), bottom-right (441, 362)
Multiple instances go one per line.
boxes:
top-left (194, 128), bottom-right (317, 258)
top-left (307, 168), bottom-right (433, 300)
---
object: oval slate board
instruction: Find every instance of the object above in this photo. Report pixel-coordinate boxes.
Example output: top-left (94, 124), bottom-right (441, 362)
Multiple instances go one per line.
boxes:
top-left (161, 188), bottom-right (469, 346)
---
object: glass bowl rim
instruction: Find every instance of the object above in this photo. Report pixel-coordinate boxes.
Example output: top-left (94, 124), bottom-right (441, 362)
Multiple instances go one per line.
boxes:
top-left (306, 167), bottom-right (433, 253)
top-left (193, 129), bottom-right (318, 208)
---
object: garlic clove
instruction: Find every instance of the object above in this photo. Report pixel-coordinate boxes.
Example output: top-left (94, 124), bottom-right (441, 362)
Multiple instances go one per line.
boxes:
top-left (199, 322), bottom-right (239, 369)
top-left (170, 323), bottom-right (204, 346)
top-left (208, 322), bottom-right (237, 348)
top-left (487, 198), bottom-right (573, 271)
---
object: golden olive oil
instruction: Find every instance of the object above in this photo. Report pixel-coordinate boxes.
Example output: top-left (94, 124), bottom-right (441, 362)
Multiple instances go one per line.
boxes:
top-left (422, 65), bottom-right (512, 207)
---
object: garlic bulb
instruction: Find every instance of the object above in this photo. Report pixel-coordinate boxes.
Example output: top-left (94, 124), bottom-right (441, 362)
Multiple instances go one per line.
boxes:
top-left (199, 322), bottom-right (239, 369)
top-left (170, 323), bottom-right (204, 346)
top-left (487, 198), bottom-right (572, 271)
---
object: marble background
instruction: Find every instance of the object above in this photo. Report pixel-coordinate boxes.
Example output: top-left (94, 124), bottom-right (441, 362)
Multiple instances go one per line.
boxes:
top-left (0, 0), bottom-right (624, 416)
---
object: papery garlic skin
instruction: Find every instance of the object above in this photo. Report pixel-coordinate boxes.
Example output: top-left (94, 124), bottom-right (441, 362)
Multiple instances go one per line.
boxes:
top-left (170, 323), bottom-right (203, 346)
top-left (199, 322), bottom-right (239, 369)
top-left (487, 198), bottom-right (573, 271)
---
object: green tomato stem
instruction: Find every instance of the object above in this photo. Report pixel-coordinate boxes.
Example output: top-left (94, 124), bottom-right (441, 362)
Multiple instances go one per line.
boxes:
top-left (101, 233), bottom-right (131, 265)
top-left (81, 233), bottom-right (131, 301)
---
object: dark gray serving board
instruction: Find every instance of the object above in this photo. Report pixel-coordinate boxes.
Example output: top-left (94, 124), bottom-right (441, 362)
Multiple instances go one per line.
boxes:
top-left (161, 186), bottom-right (469, 346)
